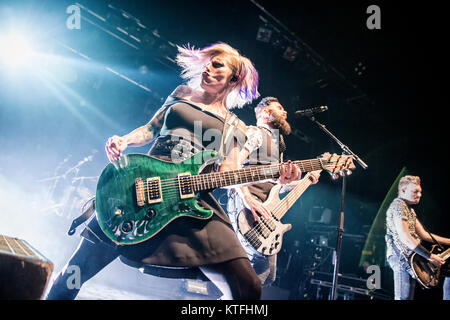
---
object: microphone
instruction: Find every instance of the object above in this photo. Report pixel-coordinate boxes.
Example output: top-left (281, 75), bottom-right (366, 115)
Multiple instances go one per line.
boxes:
top-left (295, 105), bottom-right (328, 117)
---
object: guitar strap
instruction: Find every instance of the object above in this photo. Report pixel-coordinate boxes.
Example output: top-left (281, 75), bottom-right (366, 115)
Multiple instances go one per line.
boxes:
top-left (68, 197), bottom-right (96, 236)
top-left (424, 226), bottom-right (445, 251)
top-left (216, 111), bottom-right (241, 166)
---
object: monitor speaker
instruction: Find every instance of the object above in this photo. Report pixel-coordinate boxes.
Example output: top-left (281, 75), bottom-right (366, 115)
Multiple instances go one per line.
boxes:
top-left (0, 235), bottom-right (54, 299)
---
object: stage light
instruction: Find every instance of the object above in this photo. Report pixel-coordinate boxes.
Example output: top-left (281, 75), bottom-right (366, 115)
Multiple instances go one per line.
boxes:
top-left (354, 62), bottom-right (366, 76)
top-left (256, 26), bottom-right (272, 43)
top-left (138, 65), bottom-right (149, 74)
top-left (0, 33), bottom-right (34, 67)
top-left (282, 46), bottom-right (299, 62)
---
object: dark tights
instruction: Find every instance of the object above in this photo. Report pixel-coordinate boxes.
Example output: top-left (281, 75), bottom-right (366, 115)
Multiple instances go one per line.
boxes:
top-left (46, 238), bottom-right (261, 300)
top-left (46, 238), bottom-right (119, 300)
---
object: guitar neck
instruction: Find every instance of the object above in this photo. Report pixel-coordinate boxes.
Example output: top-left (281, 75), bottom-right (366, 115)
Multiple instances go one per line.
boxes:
top-left (192, 159), bottom-right (323, 191)
top-left (440, 248), bottom-right (450, 261)
top-left (272, 173), bottom-right (316, 221)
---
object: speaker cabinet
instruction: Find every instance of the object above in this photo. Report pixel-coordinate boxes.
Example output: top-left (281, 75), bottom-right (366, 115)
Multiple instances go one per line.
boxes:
top-left (0, 235), bottom-right (54, 299)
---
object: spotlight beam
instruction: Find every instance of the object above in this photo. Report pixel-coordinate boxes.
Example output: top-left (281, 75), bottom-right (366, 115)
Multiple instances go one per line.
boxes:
top-left (0, 33), bottom-right (34, 67)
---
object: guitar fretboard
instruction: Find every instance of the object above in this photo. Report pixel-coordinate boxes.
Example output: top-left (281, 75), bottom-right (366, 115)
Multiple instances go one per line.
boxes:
top-left (272, 173), bottom-right (315, 220)
top-left (441, 248), bottom-right (450, 261)
top-left (246, 173), bottom-right (315, 243)
top-left (191, 159), bottom-right (322, 191)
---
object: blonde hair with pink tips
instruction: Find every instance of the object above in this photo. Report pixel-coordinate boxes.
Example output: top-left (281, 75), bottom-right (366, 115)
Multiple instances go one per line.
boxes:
top-left (175, 42), bottom-right (260, 109)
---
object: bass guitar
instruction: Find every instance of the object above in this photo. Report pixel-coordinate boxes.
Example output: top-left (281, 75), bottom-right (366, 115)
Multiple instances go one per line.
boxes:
top-left (236, 171), bottom-right (320, 256)
top-left (410, 244), bottom-right (450, 289)
top-left (95, 151), bottom-right (354, 245)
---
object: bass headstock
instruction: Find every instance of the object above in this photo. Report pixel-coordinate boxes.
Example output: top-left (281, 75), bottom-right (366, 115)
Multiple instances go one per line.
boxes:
top-left (319, 152), bottom-right (356, 179)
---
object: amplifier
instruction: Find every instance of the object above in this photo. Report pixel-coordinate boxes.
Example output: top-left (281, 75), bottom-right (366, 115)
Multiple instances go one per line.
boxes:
top-left (0, 235), bottom-right (54, 299)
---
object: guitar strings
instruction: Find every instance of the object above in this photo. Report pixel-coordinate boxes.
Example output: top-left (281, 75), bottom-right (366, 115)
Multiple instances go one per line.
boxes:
top-left (141, 173), bottom-right (314, 200)
top-left (118, 157), bottom-right (340, 198)
top-left (133, 161), bottom-right (324, 217)
top-left (141, 168), bottom-right (282, 192)
top-left (140, 160), bottom-right (320, 192)
top-left (242, 179), bottom-right (313, 245)
top-left (244, 189), bottom-right (309, 245)
top-left (140, 177), bottom-right (319, 202)
top-left (132, 159), bottom-right (322, 185)
top-left (137, 162), bottom-right (322, 206)
top-left (136, 181), bottom-right (313, 211)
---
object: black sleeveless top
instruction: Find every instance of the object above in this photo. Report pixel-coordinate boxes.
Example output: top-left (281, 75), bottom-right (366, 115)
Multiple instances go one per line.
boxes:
top-left (151, 98), bottom-right (246, 161)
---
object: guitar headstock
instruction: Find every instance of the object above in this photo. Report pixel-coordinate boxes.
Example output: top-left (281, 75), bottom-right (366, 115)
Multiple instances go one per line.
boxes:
top-left (318, 152), bottom-right (356, 179)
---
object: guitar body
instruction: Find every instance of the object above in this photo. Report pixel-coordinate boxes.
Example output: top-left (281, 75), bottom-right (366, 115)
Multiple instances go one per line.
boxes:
top-left (237, 184), bottom-right (292, 256)
top-left (95, 152), bottom-right (216, 245)
top-left (410, 245), bottom-right (449, 289)
top-left (410, 253), bottom-right (441, 289)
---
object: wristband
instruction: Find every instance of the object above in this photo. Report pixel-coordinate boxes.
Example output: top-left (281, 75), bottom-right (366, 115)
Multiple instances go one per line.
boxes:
top-left (413, 243), bottom-right (431, 260)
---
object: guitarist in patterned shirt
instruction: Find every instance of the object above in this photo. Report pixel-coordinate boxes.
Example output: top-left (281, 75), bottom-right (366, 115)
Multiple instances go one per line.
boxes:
top-left (385, 175), bottom-right (450, 300)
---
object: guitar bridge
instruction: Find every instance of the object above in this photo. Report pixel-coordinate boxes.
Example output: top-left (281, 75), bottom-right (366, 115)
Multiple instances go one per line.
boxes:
top-left (178, 172), bottom-right (195, 199)
top-left (146, 177), bottom-right (162, 204)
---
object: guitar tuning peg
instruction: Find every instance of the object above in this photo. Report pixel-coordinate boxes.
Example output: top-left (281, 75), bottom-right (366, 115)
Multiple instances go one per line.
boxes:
top-left (331, 173), bottom-right (339, 180)
top-left (339, 170), bottom-right (345, 177)
top-left (345, 169), bottom-right (352, 176)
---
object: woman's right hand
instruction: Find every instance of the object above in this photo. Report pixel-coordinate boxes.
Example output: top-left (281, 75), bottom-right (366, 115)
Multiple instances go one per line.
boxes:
top-left (105, 135), bottom-right (128, 163)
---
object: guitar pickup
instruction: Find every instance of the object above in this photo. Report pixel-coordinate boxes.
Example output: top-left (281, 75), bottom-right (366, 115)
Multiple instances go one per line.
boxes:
top-left (135, 177), bottom-right (146, 207)
top-left (178, 172), bottom-right (195, 199)
top-left (146, 177), bottom-right (162, 204)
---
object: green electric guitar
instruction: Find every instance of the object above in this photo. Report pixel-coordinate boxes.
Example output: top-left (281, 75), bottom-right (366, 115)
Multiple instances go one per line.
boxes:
top-left (95, 151), bottom-right (355, 245)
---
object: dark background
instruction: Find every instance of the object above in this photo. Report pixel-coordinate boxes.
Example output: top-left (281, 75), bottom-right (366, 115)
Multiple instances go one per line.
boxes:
top-left (0, 1), bottom-right (448, 300)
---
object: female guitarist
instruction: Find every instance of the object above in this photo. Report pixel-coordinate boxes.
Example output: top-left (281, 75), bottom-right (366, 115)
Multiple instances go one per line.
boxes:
top-left (46, 42), bottom-right (301, 300)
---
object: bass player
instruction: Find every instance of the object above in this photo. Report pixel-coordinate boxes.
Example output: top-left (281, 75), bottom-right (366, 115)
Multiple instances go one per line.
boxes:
top-left (227, 96), bottom-right (321, 286)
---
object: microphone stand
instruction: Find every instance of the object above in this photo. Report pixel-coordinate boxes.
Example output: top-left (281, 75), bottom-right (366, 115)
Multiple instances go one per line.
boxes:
top-left (305, 113), bottom-right (368, 300)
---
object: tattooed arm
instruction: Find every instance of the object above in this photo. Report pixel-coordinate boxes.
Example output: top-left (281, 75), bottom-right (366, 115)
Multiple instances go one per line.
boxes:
top-left (104, 90), bottom-right (177, 162)
top-left (123, 106), bottom-right (166, 147)
top-left (105, 108), bottom-right (166, 162)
